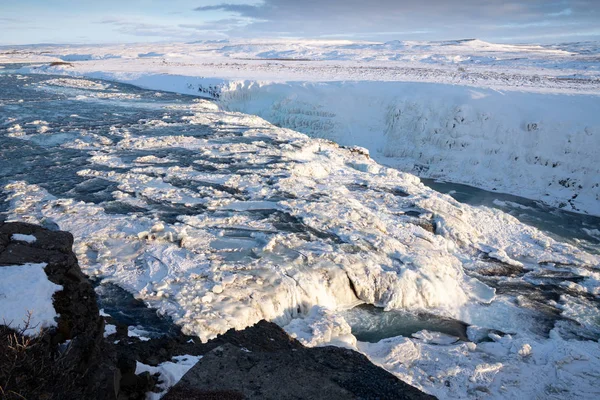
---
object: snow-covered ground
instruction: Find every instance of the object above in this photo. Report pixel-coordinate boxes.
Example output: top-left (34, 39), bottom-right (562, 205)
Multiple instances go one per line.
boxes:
top-left (3, 39), bottom-right (600, 89)
top-left (1, 71), bottom-right (599, 399)
top-left (1, 41), bottom-right (600, 399)
top-left (0, 263), bottom-right (61, 334)
top-left (5, 38), bottom-right (599, 215)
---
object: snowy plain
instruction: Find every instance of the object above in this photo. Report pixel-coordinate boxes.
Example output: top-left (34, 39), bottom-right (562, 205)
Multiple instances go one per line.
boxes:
top-left (1, 39), bottom-right (600, 399)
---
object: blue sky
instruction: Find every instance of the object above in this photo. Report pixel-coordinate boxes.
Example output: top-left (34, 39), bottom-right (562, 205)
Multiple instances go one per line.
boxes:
top-left (1, 0), bottom-right (599, 45)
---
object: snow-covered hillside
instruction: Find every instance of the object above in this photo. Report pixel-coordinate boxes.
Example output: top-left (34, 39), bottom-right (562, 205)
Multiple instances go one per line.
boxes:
top-left (4, 38), bottom-right (600, 91)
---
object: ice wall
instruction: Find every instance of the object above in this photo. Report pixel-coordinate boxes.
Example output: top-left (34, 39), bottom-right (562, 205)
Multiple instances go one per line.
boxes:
top-left (217, 81), bottom-right (600, 215)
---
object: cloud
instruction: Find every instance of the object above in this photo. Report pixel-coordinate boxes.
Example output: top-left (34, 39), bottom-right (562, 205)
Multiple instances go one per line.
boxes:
top-left (98, 18), bottom-right (221, 39)
top-left (496, 20), bottom-right (581, 29)
top-left (179, 18), bottom-right (250, 32)
top-left (193, 0), bottom-right (600, 42)
top-left (195, 0), bottom-right (566, 20)
top-left (548, 8), bottom-right (573, 17)
top-left (195, 3), bottom-right (264, 17)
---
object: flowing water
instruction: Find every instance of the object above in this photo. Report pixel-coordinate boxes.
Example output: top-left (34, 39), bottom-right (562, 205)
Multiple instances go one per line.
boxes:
top-left (423, 178), bottom-right (600, 255)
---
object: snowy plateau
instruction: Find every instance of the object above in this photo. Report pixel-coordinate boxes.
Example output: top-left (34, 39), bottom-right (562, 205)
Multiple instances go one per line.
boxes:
top-left (1, 38), bottom-right (600, 399)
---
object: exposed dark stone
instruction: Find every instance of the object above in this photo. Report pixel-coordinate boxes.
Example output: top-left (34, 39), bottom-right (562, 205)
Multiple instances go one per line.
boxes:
top-left (0, 222), bottom-right (118, 400)
top-left (0, 232), bottom-right (9, 253)
top-left (0, 222), bottom-right (74, 254)
top-left (410, 218), bottom-right (436, 234)
top-left (164, 341), bottom-right (434, 400)
top-left (476, 253), bottom-right (524, 277)
top-left (165, 387), bottom-right (245, 400)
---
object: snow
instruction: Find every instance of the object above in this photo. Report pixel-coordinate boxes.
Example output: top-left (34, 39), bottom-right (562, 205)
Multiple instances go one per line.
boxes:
top-left (283, 306), bottom-right (357, 348)
top-left (42, 78), bottom-right (109, 91)
top-left (11, 233), bottom-right (37, 243)
top-left (4, 94), bottom-right (600, 397)
top-left (2, 39), bottom-right (600, 399)
top-left (0, 263), bottom-right (62, 335)
top-left (104, 324), bottom-right (117, 337)
top-left (128, 326), bottom-right (152, 341)
top-left (411, 330), bottom-right (459, 345)
top-left (135, 355), bottom-right (202, 400)
top-left (218, 80), bottom-right (600, 215)
top-left (10, 39), bottom-right (600, 92)
top-left (358, 329), bottom-right (600, 399)
top-left (11, 39), bottom-right (600, 215)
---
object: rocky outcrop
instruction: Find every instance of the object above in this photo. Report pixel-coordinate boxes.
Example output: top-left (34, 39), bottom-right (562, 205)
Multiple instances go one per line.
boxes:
top-left (0, 221), bottom-right (119, 400)
top-left (0, 222), bottom-right (435, 400)
top-left (165, 325), bottom-right (433, 400)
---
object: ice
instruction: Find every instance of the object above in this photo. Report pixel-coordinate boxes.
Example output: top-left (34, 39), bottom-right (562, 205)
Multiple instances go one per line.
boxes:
top-left (359, 331), bottom-right (600, 399)
top-left (283, 306), bottom-right (357, 348)
top-left (4, 100), bottom-right (598, 332)
top-left (0, 263), bottom-right (62, 335)
top-left (14, 40), bottom-right (599, 215)
top-left (411, 330), bottom-right (459, 345)
top-left (104, 324), bottom-right (117, 337)
top-left (218, 81), bottom-right (600, 216)
top-left (128, 326), bottom-right (152, 341)
top-left (4, 100), bottom-right (600, 395)
top-left (7, 123), bottom-right (24, 137)
top-left (2, 57), bottom-right (600, 399)
top-left (42, 78), bottom-right (109, 91)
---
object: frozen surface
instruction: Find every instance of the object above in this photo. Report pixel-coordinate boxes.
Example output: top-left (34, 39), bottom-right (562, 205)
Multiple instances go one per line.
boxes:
top-left (0, 263), bottom-right (62, 334)
top-left (104, 324), bottom-right (117, 338)
top-left (9, 39), bottom-right (600, 215)
top-left (4, 39), bottom-right (600, 91)
top-left (1, 69), bottom-right (600, 399)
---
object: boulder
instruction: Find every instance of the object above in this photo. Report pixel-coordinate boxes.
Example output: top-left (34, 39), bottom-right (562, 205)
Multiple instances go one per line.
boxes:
top-left (163, 321), bottom-right (435, 400)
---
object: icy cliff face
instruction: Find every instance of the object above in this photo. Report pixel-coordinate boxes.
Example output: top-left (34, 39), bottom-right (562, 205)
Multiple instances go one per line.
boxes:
top-left (218, 81), bottom-right (600, 215)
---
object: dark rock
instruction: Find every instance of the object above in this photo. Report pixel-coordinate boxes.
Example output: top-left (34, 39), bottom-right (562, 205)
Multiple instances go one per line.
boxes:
top-left (0, 222), bottom-right (74, 254)
top-left (0, 221), bottom-right (118, 400)
top-left (0, 232), bottom-right (10, 253)
top-left (164, 340), bottom-right (434, 400)
top-left (164, 387), bottom-right (245, 400)
top-left (476, 253), bottom-right (524, 277)
top-left (208, 319), bottom-right (302, 352)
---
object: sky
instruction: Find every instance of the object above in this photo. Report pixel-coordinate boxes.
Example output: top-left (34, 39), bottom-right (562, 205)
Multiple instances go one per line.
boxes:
top-left (1, 0), bottom-right (599, 45)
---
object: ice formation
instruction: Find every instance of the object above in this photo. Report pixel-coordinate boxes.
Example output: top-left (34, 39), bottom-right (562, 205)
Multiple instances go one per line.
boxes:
top-left (1, 42), bottom-right (600, 398)
top-left (16, 39), bottom-right (600, 215)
